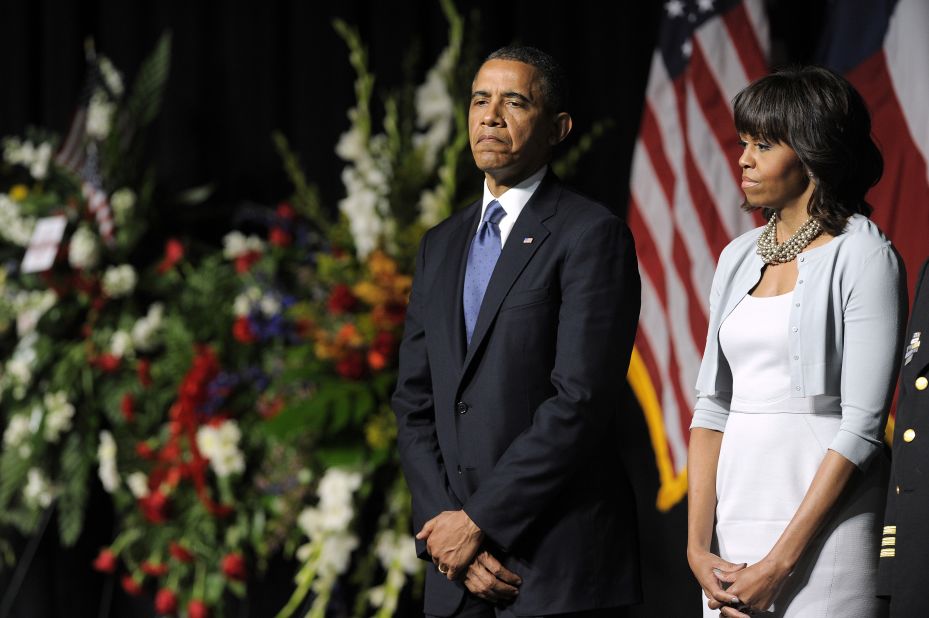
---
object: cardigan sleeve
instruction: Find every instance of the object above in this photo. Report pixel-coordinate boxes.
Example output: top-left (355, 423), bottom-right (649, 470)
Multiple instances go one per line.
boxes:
top-left (691, 243), bottom-right (735, 433)
top-left (832, 243), bottom-right (906, 468)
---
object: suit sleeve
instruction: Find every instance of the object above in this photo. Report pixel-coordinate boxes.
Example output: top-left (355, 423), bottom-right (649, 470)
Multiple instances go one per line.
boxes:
top-left (462, 216), bottom-right (640, 551)
top-left (392, 232), bottom-right (462, 559)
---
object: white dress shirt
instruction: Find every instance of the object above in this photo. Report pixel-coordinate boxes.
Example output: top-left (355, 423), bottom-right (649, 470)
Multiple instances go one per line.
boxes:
top-left (477, 165), bottom-right (547, 247)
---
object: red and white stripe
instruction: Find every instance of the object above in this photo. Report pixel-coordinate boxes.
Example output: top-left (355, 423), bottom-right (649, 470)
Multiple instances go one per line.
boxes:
top-left (629, 0), bottom-right (768, 476)
top-left (849, 0), bottom-right (929, 294)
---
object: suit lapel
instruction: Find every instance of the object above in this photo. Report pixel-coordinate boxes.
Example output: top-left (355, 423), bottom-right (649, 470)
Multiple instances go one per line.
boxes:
top-left (436, 202), bottom-right (480, 369)
top-left (459, 176), bottom-right (559, 381)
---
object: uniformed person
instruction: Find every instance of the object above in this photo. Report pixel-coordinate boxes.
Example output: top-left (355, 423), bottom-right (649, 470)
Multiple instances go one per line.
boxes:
top-left (879, 257), bottom-right (929, 616)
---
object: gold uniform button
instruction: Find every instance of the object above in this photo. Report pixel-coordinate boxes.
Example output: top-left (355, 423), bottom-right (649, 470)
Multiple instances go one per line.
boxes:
top-left (916, 376), bottom-right (928, 390)
top-left (904, 428), bottom-right (917, 443)
top-left (896, 485), bottom-right (901, 495)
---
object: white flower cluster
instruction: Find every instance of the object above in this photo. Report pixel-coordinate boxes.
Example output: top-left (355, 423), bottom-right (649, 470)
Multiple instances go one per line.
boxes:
top-left (222, 231), bottom-right (265, 259)
top-left (110, 188), bottom-right (135, 225)
top-left (12, 289), bottom-right (56, 337)
top-left (368, 529), bottom-right (422, 611)
top-left (68, 226), bottom-right (100, 270)
top-left (97, 430), bottom-right (119, 493)
top-left (86, 91), bottom-right (116, 141)
top-left (233, 286), bottom-right (280, 318)
top-left (102, 264), bottom-right (137, 298)
top-left (42, 391), bottom-right (75, 443)
top-left (3, 413), bottom-right (34, 458)
top-left (336, 117), bottom-right (394, 260)
top-left (2, 137), bottom-right (52, 180)
top-left (1, 332), bottom-right (39, 400)
top-left (132, 303), bottom-right (164, 352)
top-left (0, 192), bottom-right (36, 246)
top-left (110, 330), bottom-right (134, 359)
top-left (126, 471), bottom-right (150, 499)
top-left (413, 46), bottom-right (456, 171)
top-left (23, 468), bottom-right (54, 508)
top-left (196, 420), bottom-right (246, 478)
top-left (296, 468), bottom-right (363, 576)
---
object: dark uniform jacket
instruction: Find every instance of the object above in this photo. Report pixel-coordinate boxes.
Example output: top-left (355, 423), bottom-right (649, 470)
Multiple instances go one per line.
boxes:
top-left (392, 171), bottom-right (642, 617)
top-left (879, 257), bottom-right (929, 616)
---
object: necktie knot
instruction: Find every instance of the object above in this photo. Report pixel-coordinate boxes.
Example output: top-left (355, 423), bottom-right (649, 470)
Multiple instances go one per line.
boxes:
top-left (483, 200), bottom-right (506, 227)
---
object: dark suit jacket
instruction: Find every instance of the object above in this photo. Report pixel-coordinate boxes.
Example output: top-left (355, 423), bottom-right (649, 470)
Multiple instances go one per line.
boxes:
top-left (879, 257), bottom-right (929, 617)
top-left (392, 171), bottom-right (642, 616)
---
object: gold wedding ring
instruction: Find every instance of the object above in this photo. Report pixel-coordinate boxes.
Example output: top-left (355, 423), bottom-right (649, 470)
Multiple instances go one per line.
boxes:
top-left (438, 564), bottom-right (449, 574)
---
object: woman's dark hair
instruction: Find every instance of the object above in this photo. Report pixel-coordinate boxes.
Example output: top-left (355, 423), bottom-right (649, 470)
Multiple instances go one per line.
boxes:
top-left (732, 65), bottom-right (883, 235)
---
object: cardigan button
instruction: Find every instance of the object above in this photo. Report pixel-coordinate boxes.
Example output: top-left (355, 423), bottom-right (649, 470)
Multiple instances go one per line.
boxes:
top-left (916, 377), bottom-right (928, 391)
top-left (904, 429), bottom-right (917, 443)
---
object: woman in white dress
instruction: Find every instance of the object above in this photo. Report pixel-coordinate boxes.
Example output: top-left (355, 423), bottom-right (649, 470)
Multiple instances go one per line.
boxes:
top-left (686, 66), bottom-right (906, 617)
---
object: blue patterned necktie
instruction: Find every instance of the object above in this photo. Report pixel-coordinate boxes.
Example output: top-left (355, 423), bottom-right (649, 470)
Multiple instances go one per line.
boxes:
top-left (463, 200), bottom-right (506, 344)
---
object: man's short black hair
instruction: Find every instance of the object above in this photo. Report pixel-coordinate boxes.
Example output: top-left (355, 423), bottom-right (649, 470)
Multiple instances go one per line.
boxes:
top-left (483, 46), bottom-right (569, 113)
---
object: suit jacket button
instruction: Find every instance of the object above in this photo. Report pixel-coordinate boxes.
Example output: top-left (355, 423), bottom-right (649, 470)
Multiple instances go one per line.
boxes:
top-left (896, 485), bottom-right (901, 495)
top-left (457, 465), bottom-right (462, 474)
top-left (916, 376), bottom-right (928, 391)
top-left (904, 428), bottom-right (917, 443)
top-left (456, 402), bottom-right (469, 414)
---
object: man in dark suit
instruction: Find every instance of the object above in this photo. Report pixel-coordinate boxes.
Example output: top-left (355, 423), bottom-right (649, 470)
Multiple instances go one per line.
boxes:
top-left (879, 257), bottom-right (929, 617)
top-left (392, 46), bottom-right (642, 617)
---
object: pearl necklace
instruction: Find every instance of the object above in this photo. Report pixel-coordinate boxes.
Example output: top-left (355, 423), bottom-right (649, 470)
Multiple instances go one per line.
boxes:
top-left (755, 215), bottom-right (822, 264)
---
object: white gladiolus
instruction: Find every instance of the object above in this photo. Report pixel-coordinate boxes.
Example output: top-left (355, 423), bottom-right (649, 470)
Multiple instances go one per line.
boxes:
top-left (23, 468), bottom-right (54, 508)
top-left (317, 532), bottom-right (359, 577)
top-left (86, 91), bottom-right (116, 140)
top-left (110, 330), bottom-right (134, 359)
top-left (68, 226), bottom-right (100, 270)
top-left (2, 138), bottom-right (52, 180)
top-left (102, 264), bottom-right (137, 298)
top-left (335, 125), bottom-right (367, 161)
top-left (98, 57), bottom-right (125, 97)
top-left (374, 529), bottom-right (421, 574)
top-left (196, 420), bottom-right (246, 478)
top-left (42, 391), bottom-right (75, 443)
top-left (97, 430), bottom-right (119, 493)
top-left (233, 293), bottom-right (251, 317)
top-left (413, 47), bottom-right (455, 171)
top-left (3, 414), bottom-right (33, 458)
top-left (13, 289), bottom-right (56, 337)
top-left (110, 188), bottom-right (135, 225)
top-left (2, 332), bottom-right (38, 401)
top-left (126, 472), bottom-right (150, 499)
top-left (317, 468), bottom-right (362, 506)
top-left (131, 303), bottom-right (164, 352)
top-left (0, 193), bottom-right (35, 246)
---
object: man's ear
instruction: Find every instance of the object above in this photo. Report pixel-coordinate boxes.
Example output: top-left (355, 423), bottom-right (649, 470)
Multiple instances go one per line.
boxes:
top-left (549, 112), bottom-right (573, 146)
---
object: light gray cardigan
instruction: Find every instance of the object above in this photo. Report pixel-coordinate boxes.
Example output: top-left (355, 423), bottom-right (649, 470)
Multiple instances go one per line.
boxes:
top-left (690, 214), bottom-right (906, 469)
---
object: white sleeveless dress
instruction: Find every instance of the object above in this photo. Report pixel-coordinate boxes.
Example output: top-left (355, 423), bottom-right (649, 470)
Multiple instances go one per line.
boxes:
top-left (702, 292), bottom-right (888, 617)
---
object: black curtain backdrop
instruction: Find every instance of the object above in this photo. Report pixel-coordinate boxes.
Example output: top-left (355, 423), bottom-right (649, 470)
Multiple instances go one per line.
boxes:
top-left (0, 1), bottom-right (824, 616)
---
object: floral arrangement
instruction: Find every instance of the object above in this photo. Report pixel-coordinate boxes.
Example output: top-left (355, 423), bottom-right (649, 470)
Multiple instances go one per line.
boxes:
top-left (0, 1), bottom-right (607, 615)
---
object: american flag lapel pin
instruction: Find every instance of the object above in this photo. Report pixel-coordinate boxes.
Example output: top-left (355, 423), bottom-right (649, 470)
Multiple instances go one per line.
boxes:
top-left (522, 237), bottom-right (534, 244)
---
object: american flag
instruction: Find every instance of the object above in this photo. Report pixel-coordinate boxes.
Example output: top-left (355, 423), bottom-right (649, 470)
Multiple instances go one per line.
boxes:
top-left (626, 0), bottom-right (769, 510)
top-left (818, 0), bottom-right (929, 441)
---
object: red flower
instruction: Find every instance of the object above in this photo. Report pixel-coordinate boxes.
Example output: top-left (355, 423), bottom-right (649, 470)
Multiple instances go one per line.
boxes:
top-left (120, 393), bottom-right (135, 422)
top-left (154, 588), bottom-right (178, 615)
top-left (137, 359), bottom-right (153, 387)
top-left (136, 441), bottom-right (155, 459)
top-left (157, 239), bottom-right (185, 274)
top-left (327, 284), bottom-right (358, 315)
top-left (121, 574), bottom-right (143, 596)
top-left (92, 548), bottom-right (117, 573)
top-left (187, 600), bottom-right (210, 618)
top-left (95, 354), bottom-right (121, 373)
top-left (141, 560), bottom-right (169, 577)
top-left (372, 301), bottom-right (406, 328)
top-left (232, 317), bottom-right (257, 343)
top-left (268, 227), bottom-right (292, 247)
top-left (234, 251), bottom-right (262, 273)
top-left (276, 202), bottom-right (296, 219)
top-left (139, 490), bottom-right (169, 524)
top-left (336, 350), bottom-right (366, 380)
top-left (220, 552), bottom-right (247, 581)
top-left (168, 541), bottom-right (194, 563)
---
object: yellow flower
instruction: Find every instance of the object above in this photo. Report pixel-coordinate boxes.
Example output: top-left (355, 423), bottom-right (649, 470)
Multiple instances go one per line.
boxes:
top-left (9, 185), bottom-right (29, 202)
top-left (367, 250), bottom-right (398, 278)
top-left (353, 281), bottom-right (387, 306)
